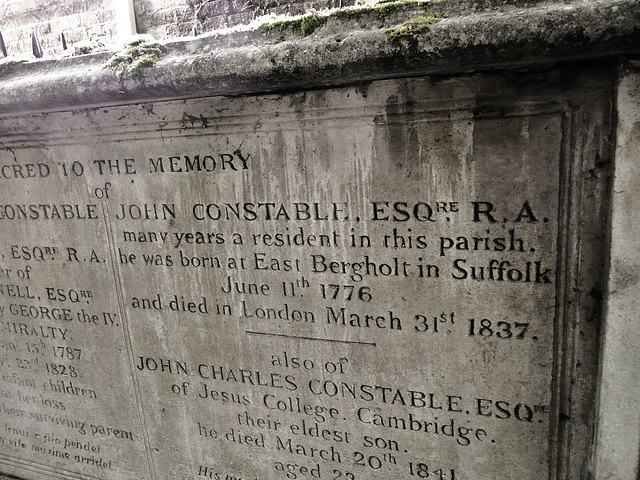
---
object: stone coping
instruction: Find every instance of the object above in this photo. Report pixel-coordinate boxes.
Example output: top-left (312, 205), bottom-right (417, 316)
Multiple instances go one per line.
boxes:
top-left (0, 0), bottom-right (638, 115)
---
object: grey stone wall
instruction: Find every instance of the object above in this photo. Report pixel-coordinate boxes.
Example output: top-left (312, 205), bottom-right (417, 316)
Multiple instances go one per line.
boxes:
top-left (0, 1), bottom-right (639, 479)
top-left (133, 0), bottom-right (355, 38)
top-left (0, 0), bottom-right (117, 57)
top-left (0, 0), bottom-right (356, 57)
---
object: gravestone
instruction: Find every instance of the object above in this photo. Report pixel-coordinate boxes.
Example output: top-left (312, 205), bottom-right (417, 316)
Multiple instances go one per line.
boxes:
top-left (0, 1), bottom-right (639, 479)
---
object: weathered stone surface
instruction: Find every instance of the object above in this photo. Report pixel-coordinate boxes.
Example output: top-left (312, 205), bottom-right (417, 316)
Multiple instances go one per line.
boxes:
top-left (0, 2), bottom-right (637, 479)
top-left (593, 61), bottom-right (640, 480)
top-left (0, 64), bottom-right (611, 479)
top-left (0, 0), bottom-right (639, 115)
top-left (133, 0), bottom-right (353, 38)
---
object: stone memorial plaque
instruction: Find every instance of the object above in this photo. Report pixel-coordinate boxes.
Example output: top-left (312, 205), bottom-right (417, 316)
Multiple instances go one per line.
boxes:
top-left (0, 71), bottom-right (610, 479)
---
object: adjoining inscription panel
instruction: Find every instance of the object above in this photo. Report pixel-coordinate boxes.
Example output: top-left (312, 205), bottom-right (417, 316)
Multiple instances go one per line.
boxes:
top-left (0, 73), bottom-right (609, 480)
top-left (0, 182), bottom-right (152, 478)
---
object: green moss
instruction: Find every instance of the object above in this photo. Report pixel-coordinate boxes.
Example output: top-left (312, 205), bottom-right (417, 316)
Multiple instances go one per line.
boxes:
top-left (73, 41), bottom-right (107, 56)
top-left (261, 13), bottom-right (319, 36)
top-left (333, 1), bottom-right (415, 22)
top-left (300, 13), bottom-right (327, 36)
top-left (262, 17), bottom-right (299, 35)
top-left (104, 38), bottom-right (167, 80)
top-left (261, 0), bottom-right (436, 37)
top-left (0, 60), bottom-right (27, 77)
top-left (385, 13), bottom-right (441, 42)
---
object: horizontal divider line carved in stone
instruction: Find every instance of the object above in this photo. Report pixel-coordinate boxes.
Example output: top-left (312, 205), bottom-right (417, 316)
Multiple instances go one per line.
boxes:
top-left (0, 106), bottom-right (569, 148)
top-left (0, 453), bottom-right (104, 480)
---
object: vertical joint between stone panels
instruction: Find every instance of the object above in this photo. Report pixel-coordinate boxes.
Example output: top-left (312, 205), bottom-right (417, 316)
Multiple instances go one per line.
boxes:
top-left (592, 59), bottom-right (640, 480)
top-left (100, 202), bottom-right (159, 480)
top-left (548, 100), bottom-right (580, 480)
top-left (582, 65), bottom-right (617, 480)
top-left (588, 60), bottom-right (622, 480)
top-left (589, 60), bottom-right (620, 480)
top-left (551, 63), bottom-right (616, 479)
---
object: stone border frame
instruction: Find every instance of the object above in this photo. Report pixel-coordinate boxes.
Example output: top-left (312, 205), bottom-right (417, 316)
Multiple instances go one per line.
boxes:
top-left (0, 60), bottom-right (620, 479)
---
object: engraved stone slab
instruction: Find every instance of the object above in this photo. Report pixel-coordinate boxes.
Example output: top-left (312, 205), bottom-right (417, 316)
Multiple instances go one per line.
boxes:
top-left (0, 70), bottom-right (610, 480)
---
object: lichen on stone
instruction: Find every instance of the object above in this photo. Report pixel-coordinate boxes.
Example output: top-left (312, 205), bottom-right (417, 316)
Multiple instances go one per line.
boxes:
top-left (332, 0), bottom-right (430, 23)
top-left (275, 12), bottom-right (326, 36)
top-left (72, 40), bottom-right (108, 56)
top-left (0, 60), bottom-right (27, 77)
top-left (260, 0), bottom-right (437, 37)
top-left (385, 13), bottom-right (441, 42)
top-left (104, 37), bottom-right (168, 80)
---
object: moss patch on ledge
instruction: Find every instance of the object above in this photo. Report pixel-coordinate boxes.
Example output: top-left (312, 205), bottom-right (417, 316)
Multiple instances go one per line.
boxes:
top-left (260, 0), bottom-right (440, 37)
top-left (385, 13), bottom-right (441, 42)
top-left (104, 37), bottom-right (168, 80)
top-left (0, 60), bottom-right (27, 77)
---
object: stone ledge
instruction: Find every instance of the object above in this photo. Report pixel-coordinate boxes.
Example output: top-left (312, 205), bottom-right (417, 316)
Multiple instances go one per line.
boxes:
top-left (0, 0), bottom-right (638, 115)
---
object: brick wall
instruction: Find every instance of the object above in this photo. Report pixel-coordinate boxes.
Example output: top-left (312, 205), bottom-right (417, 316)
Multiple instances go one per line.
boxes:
top-left (133, 0), bottom-right (356, 38)
top-left (0, 0), bottom-right (356, 58)
top-left (0, 0), bottom-right (117, 57)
